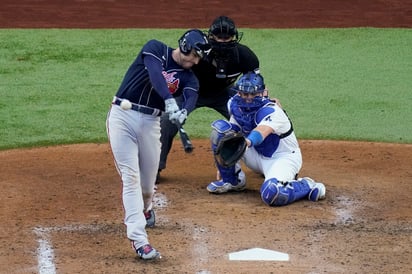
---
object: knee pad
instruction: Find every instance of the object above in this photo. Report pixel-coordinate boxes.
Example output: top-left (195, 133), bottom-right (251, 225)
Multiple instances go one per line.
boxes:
top-left (261, 178), bottom-right (313, 206)
top-left (260, 178), bottom-right (291, 206)
top-left (261, 178), bottom-right (281, 206)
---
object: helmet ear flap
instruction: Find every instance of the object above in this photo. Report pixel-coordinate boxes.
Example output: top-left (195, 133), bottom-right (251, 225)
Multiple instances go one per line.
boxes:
top-left (178, 35), bottom-right (191, 55)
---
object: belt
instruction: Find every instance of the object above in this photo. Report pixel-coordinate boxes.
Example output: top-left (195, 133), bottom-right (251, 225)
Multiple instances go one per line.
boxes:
top-left (112, 97), bottom-right (162, 117)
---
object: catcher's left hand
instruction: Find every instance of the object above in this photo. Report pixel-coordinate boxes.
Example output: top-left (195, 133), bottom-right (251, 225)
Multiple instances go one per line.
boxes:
top-left (214, 131), bottom-right (247, 168)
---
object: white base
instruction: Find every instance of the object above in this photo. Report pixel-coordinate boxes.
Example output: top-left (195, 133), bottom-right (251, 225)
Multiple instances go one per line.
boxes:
top-left (229, 248), bottom-right (289, 261)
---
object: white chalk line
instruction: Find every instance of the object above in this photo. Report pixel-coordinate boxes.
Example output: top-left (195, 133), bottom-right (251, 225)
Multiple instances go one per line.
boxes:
top-left (32, 192), bottom-right (169, 274)
top-left (33, 224), bottom-right (106, 274)
top-left (334, 195), bottom-right (355, 224)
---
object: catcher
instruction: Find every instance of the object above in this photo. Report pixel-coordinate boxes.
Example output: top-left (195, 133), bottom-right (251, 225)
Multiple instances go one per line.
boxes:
top-left (207, 72), bottom-right (326, 206)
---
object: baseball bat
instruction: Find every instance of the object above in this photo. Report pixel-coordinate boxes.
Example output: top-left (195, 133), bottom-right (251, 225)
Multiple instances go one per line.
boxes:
top-left (177, 123), bottom-right (193, 153)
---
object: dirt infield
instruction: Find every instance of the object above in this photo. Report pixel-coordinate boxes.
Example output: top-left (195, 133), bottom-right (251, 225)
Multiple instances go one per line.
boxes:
top-left (1, 1), bottom-right (411, 273)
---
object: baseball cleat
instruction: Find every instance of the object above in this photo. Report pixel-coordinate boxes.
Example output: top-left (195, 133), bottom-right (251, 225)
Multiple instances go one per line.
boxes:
top-left (302, 177), bottom-right (326, 201)
top-left (135, 243), bottom-right (161, 260)
top-left (144, 209), bottom-right (155, 228)
top-left (207, 180), bottom-right (246, 193)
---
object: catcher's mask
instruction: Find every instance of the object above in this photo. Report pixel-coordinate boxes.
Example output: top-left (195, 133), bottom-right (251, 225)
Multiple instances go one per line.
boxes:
top-left (232, 71), bottom-right (266, 95)
top-left (207, 16), bottom-right (243, 78)
top-left (178, 29), bottom-right (211, 58)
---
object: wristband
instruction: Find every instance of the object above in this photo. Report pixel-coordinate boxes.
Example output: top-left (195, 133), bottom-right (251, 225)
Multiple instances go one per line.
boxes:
top-left (247, 130), bottom-right (263, 147)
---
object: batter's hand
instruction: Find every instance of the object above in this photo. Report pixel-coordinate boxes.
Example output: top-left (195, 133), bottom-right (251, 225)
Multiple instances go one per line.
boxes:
top-left (169, 109), bottom-right (187, 125)
top-left (164, 98), bottom-right (179, 114)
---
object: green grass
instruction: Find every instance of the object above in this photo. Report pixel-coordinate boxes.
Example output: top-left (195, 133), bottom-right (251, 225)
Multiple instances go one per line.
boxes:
top-left (0, 28), bottom-right (411, 150)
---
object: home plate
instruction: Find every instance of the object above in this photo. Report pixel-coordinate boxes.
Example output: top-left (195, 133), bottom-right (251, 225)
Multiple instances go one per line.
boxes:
top-left (229, 248), bottom-right (289, 261)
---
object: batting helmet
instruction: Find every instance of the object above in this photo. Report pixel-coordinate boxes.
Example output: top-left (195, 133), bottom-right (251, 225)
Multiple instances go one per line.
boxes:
top-left (232, 71), bottom-right (266, 94)
top-left (178, 29), bottom-right (211, 58)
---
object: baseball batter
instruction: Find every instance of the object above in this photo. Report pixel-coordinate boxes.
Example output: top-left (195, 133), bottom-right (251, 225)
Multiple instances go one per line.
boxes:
top-left (106, 29), bottom-right (210, 260)
top-left (207, 72), bottom-right (326, 206)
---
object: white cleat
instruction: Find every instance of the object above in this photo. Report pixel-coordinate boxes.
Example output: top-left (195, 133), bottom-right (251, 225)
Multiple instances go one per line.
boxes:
top-left (301, 177), bottom-right (326, 201)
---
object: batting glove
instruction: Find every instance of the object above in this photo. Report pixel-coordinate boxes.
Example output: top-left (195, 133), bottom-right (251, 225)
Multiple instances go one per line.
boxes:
top-left (169, 109), bottom-right (187, 125)
top-left (164, 98), bottom-right (179, 114)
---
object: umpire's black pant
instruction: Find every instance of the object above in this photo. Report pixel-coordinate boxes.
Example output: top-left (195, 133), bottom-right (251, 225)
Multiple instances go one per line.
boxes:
top-left (158, 92), bottom-right (232, 171)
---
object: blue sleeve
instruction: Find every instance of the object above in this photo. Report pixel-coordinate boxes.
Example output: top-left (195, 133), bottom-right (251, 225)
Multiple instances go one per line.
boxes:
top-left (182, 89), bottom-right (198, 113)
top-left (181, 76), bottom-right (199, 113)
top-left (143, 54), bottom-right (173, 100)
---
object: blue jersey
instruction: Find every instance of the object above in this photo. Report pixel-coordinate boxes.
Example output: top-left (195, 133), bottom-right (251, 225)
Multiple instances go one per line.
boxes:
top-left (115, 40), bottom-right (199, 112)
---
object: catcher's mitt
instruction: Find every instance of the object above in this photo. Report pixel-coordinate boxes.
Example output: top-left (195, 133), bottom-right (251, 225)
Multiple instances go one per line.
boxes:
top-left (214, 132), bottom-right (247, 168)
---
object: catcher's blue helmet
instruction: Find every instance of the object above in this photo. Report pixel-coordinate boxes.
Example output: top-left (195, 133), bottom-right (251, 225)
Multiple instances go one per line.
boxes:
top-left (233, 71), bottom-right (265, 94)
top-left (178, 29), bottom-right (211, 58)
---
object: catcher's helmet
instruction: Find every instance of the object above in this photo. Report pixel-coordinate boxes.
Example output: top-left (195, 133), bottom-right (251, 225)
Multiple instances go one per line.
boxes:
top-left (208, 16), bottom-right (239, 40)
top-left (233, 71), bottom-right (266, 94)
top-left (178, 29), bottom-right (211, 58)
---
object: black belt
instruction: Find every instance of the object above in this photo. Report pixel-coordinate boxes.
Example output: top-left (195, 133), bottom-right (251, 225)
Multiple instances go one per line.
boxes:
top-left (112, 98), bottom-right (162, 117)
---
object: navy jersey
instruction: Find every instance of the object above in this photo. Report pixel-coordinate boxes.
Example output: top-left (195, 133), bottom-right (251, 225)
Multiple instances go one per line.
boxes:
top-left (115, 40), bottom-right (199, 112)
top-left (192, 43), bottom-right (259, 98)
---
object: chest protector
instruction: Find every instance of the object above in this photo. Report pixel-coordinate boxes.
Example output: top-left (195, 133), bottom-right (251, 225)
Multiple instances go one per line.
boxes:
top-left (230, 95), bottom-right (270, 134)
top-left (231, 96), bottom-right (292, 157)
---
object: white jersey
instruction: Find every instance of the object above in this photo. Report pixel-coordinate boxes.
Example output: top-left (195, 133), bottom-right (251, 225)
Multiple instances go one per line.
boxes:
top-left (256, 102), bottom-right (300, 155)
top-left (228, 95), bottom-right (302, 181)
top-left (229, 96), bottom-right (299, 157)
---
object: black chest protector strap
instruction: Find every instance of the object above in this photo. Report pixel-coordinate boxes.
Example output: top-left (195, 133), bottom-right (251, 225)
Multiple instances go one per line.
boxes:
top-left (279, 109), bottom-right (294, 139)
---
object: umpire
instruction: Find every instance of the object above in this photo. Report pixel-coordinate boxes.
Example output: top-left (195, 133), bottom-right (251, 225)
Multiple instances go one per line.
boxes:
top-left (158, 15), bottom-right (260, 180)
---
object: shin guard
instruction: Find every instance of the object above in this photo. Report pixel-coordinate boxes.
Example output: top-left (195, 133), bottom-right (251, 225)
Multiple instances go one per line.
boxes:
top-left (260, 178), bottom-right (311, 206)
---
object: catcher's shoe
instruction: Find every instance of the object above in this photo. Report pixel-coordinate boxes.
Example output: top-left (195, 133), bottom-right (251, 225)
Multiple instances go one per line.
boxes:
top-left (207, 179), bottom-right (246, 193)
top-left (132, 242), bottom-right (161, 260)
top-left (301, 177), bottom-right (326, 201)
top-left (144, 209), bottom-right (155, 228)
